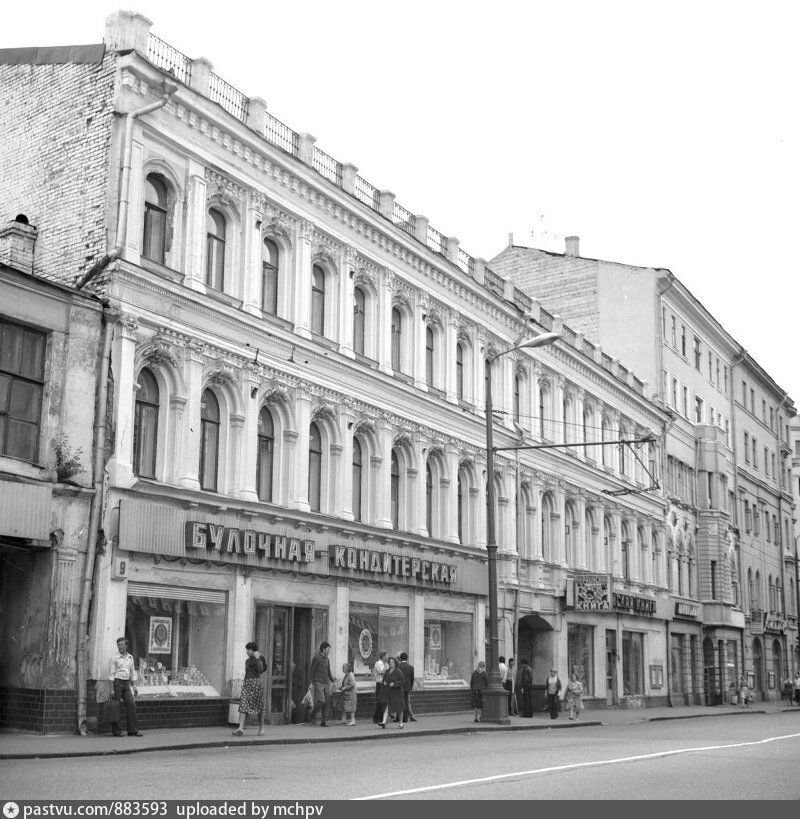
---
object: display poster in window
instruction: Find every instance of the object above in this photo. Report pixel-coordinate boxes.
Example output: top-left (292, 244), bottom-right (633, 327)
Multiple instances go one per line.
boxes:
top-left (428, 623), bottom-right (442, 650)
top-left (148, 616), bottom-right (172, 654)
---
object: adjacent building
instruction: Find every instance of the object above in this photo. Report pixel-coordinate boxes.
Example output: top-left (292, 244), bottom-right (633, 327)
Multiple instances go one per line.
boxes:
top-left (491, 238), bottom-right (797, 703)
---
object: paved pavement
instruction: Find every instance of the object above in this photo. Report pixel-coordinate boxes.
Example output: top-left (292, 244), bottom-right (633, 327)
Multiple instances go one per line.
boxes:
top-left (1, 701), bottom-right (798, 760)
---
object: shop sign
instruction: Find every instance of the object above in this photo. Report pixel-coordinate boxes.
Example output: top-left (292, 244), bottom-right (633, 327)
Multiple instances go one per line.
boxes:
top-left (612, 592), bottom-right (655, 616)
top-left (675, 602), bottom-right (699, 619)
top-left (574, 574), bottom-right (611, 611)
top-left (185, 522), bottom-right (314, 563)
top-left (330, 545), bottom-right (457, 585)
top-left (765, 617), bottom-right (785, 633)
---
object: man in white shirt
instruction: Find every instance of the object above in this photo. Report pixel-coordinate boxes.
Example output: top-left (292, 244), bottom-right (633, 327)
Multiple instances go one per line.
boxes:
top-left (107, 637), bottom-right (142, 737)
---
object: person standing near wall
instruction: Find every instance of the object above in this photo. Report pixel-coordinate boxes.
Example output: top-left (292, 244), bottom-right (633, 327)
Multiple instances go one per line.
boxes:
top-left (107, 637), bottom-right (142, 737)
top-left (372, 650), bottom-right (388, 724)
top-left (308, 642), bottom-right (335, 727)
top-left (518, 658), bottom-right (533, 718)
top-left (398, 652), bottom-right (416, 724)
top-left (545, 667), bottom-right (562, 720)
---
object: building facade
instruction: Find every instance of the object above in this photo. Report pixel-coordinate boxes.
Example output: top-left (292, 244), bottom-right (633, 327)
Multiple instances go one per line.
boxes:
top-left (0, 218), bottom-right (104, 732)
top-left (3, 11), bottom-right (682, 732)
top-left (491, 239), bottom-right (798, 704)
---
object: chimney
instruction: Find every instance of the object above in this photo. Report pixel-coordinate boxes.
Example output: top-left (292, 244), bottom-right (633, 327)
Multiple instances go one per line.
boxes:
top-left (564, 235), bottom-right (580, 257)
top-left (0, 215), bottom-right (37, 276)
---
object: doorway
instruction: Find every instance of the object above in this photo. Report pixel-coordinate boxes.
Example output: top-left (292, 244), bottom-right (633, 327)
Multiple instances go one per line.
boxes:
top-left (255, 605), bottom-right (325, 724)
top-left (605, 629), bottom-right (617, 706)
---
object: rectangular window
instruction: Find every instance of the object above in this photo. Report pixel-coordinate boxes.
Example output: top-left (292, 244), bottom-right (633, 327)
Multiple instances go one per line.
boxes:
top-left (715, 358), bottom-right (720, 387)
top-left (769, 408), bottom-right (774, 430)
top-left (765, 511), bottom-right (771, 541)
top-left (568, 623), bottom-right (595, 695)
top-left (744, 501), bottom-right (752, 532)
top-left (622, 631), bottom-right (645, 696)
top-left (744, 432), bottom-right (750, 462)
top-left (750, 389), bottom-right (755, 413)
top-left (694, 337), bottom-right (701, 370)
top-left (764, 447), bottom-right (769, 476)
top-left (724, 365), bottom-right (728, 394)
top-left (0, 319), bottom-right (46, 462)
top-left (742, 381), bottom-right (747, 407)
top-left (694, 396), bottom-right (703, 424)
top-left (754, 508), bottom-right (760, 535)
top-left (125, 584), bottom-right (227, 695)
top-left (708, 351), bottom-right (712, 380)
top-left (752, 437), bottom-right (757, 468)
top-left (349, 603), bottom-right (409, 680)
top-left (671, 377), bottom-right (678, 408)
top-left (423, 610), bottom-right (473, 686)
top-left (682, 386), bottom-right (689, 417)
top-left (762, 399), bottom-right (767, 423)
top-left (671, 316), bottom-right (676, 347)
top-left (680, 325), bottom-right (686, 356)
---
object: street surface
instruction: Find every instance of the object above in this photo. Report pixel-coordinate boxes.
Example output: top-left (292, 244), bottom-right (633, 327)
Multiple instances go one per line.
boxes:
top-left (2, 713), bottom-right (799, 800)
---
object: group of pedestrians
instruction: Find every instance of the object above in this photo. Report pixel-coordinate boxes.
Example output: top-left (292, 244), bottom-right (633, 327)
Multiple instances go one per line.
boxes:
top-left (470, 657), bottom-right (585, 722)
top-left (371, 650), bottom-right (417, 728)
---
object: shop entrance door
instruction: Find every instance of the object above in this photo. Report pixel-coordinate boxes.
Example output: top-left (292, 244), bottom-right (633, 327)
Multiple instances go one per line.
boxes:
top-left (605, 629), bottom-right (617, 706)
top-left (255, 605), bottom-right (319, 724)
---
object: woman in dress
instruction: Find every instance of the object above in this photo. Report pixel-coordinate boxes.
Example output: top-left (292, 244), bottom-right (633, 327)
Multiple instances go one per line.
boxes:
top-left (470, 661), bottom-right (488, 723)
top-left (565, 672), bottom-right (584, 721)
top-left (378, 657), bottom-right (407, 729)
top-left (231, 641), bottom-right (267, 736)
top-left (339, 662), bottom-right (357, 726)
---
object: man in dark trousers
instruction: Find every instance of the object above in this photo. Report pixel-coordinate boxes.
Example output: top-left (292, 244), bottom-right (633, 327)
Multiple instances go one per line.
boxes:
top-left (398, 652), bottom-right (416, 723)
top-left (107, 637), bottom-right (143, 737)
top-left (517, 658), bottom-right (533, 718)
top-left (308, 641), bottom-right (335, 727)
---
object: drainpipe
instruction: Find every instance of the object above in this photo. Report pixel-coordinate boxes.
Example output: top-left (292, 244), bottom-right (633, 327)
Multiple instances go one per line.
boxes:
top-left (775, 393), bottom-right (790, 627)
top-left (74, 81), bottom-right (176, 735)
top-left (730, 348), bottom-right (746, 665)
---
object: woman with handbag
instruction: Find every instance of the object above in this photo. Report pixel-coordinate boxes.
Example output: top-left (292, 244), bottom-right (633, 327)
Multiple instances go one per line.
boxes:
top-left (378, 657), bottom-right (406, 728)
top-left (565, 673), bottom-right (584, 720)
top-left (232, 641), bottom-right (267, 736)
top-left (339, 662), bottom-right (357, 725)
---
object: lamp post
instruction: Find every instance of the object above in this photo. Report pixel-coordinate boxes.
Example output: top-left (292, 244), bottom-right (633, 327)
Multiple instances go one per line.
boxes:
top-left (483, 331), bottom-right (560, 723)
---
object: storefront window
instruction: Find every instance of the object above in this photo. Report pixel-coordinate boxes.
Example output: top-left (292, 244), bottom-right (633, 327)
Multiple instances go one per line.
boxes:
top-left (671, 633), bottom-right (685, 693)
top-left (567, 624), bottom-right (594, 694)
top-left (622, 631), bottom-right (644, 696)
top-left (348, 603), bottom-right (409, 680)
top-left (125, 585), bottom-right (226, 695)
top-left (424, 610), bottom-right (472, 687)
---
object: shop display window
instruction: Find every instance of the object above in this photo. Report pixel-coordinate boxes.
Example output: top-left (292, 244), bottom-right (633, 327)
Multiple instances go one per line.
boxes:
top-left (423, 610), bottom-right (472, 688)
top-left (125, 586), bottom-right (226, 696)
top-left (567, 624), bottom-right (594, 694)
top-left (622, 630), bottom-right (644, 696)
top-left (348, 603), bottom-right (408, 681)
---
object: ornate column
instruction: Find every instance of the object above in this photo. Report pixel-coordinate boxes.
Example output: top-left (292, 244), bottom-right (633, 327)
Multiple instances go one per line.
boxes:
top-left (575, 490), bottom-right (587, 570)
top-left (335, 406), bottom-right (355, 520)
top-left (444, 314), bottom-right (458, 404)
top-left (610, 505), bottom-right (623, 580)
top-left (178, 341), bottom-right (204, 491)
top-left (413, 296), bottom-right (426, 390)
top-left (575, 388), bottom-right (586, 460)
top-left (374, 418), bottom-right (394, 529)
top-left (532, 475), bottom-right (545, 561)
top-left (237, 365), bottom-right (261, 502)
top-left (290, 390), bottom-right (312, 511)
top-left (532, 364), bottom-right (543, 440)
top-left (107, 313), bottom-right (139, 488)
top-left (554, 375), bottom-right (566, 446)
top-left (444, 443), bottom-right (460, 543)
top-left (554, 479), bottom-right (566, 566)
top-left (242, 192), bottom-right (264, 316)
top-left (411, 433), bottom-right (426, 536)
top-left (183, 163), bottom-right (208, 292)
top-left (228, 413), bottom-right (245, 496)
top-left (293, 220), bottom-right (313, 338)
top-left (340, 247), bottom-right (357, 360)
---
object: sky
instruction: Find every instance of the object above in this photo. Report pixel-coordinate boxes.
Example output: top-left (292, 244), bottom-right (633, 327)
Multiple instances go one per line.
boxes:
top-left (6, 1), bottom-right (799, 402)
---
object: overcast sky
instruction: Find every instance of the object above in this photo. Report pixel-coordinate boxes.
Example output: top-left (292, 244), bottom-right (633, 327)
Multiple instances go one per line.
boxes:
top-left (7, 1), bottom-right (799, 404)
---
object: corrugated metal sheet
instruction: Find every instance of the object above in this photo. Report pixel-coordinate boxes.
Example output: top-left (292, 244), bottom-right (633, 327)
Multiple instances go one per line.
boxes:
top-left (127, 582), bottom-right (226, 604)
top-left (0, 480), bottom-right (52, 540)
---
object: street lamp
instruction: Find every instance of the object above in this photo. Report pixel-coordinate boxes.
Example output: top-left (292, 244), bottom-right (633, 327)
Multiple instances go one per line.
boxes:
top-left (483, 331), bottom-right (561, 724)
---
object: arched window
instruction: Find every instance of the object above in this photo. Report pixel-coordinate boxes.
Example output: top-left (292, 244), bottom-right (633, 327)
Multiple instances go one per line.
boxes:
top-left (206, 209), bottom-right (226, 290)
top-left (748, 568), bottom-right (755, 610)
top-left (583, 405), bottom-right (592, 450)
top-left (457, 472), bottom-right (464, 543)
top-left (353, 287), bottom-right (366, 355)
top-left (133, 368), bottom-right (159, 478)
top-left (539, 383), bottom-right (549, 439)
top-left (601, 417), bottom-right (611, 467)
top-left (456, 343), bottom-right (465, 401)
top-left (619, 425), bottom-right (628, 476)
top-left (142, 174), bottom-right (168, 264)
top-left (308, 422), bottom-right (322, 512)
top-left (311, 266), bottom-right (326, 336)
top-left (426, 462), bottom-right (433, 534)
top-left (261, 238), bottom-right (279, 315)
top-left (256, 407), bottom-right (274, 502)
top-left (199, 389), bottom-right (220, 491)
top-left (513, 373), bottom-right (521, 425)
top-left (425, 326), bottom-right (435, 387)
top-left (541, 493), bottom-right (553, 562)
top-left (652, 532), bottom-right (661, 586)
top-left (390, 451), bottom-right (400, 529)
top-left (638, 527), bottom-right (648, 584)
top-left (755, 570), bottom-right (761, 610)
top-left (769, 576), bottom-right (775, 612)
top-left (352, 437), bottom-right (363, 522)
top-left (391, 308), bottom-right (402, 372)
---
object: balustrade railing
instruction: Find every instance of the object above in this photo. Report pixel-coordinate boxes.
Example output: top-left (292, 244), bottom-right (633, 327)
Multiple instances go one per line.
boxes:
top-left (457, 248), bottom-right (473, 275)
top-left (312, 146), bottom-right (342, 186)
top-left (354, 176), bottom-right (380, 209)
top-left (209, 72), bottom-right (248, 121)
top-left (484, 266), bottom-right (504, 297)
top-left (392, 202), bottom-right (416, 235)
top-left (426, 226), bottom-right (444, 255)
top-left (265, 113), bottom-right (298, 156)
top-left (147, 34), bottom-right (192, 85)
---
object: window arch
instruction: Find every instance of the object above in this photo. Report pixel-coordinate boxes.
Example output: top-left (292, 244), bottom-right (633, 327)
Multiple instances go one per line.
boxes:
top-left (142, 174), bottom-right (168, 264)
top-left (133, 367), bottom-right (159, 478)
top-left (352, 436), bottom-right (363, 522)
top-left (458, 461), bottom-right (478, 546)
top-left (308, 421), bottom-right (322, 512)
top-left (390, 450), bottom-right (400, 529)
top-left (353, 287), bottom-right (366, 355)
top-left (256, 407), bottom-right (274, 502)
top-left (199, 389), bottom-right (220, 491)
top-left (261, 238), bottom-right (279, 315)
top-left (391, 307), bottom-right (402, 372)
top-left (425, 452), bottom-right (447, 539)
top-left (206, 208), bottom-right (226, 291)
top-left (311, 265), bottom-right (326, 336)
top-left (426, 461), bottom-right (433, 535)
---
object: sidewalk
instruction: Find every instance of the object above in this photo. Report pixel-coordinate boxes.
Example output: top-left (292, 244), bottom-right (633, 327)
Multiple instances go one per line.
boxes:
top-left (1, 702), bottom-right (797, 760)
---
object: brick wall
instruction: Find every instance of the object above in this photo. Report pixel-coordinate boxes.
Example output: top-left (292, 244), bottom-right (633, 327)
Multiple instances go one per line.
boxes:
top-left (0, 687), bottom-right (77, 734)
top-left (0, 49), bottom-right (115, 287)
top-left (490, 246), bottom-right (601, 341)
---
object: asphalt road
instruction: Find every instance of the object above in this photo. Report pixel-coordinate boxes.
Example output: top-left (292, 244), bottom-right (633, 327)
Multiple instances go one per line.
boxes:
top-left (2, 713), bottom-right (799, 800)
